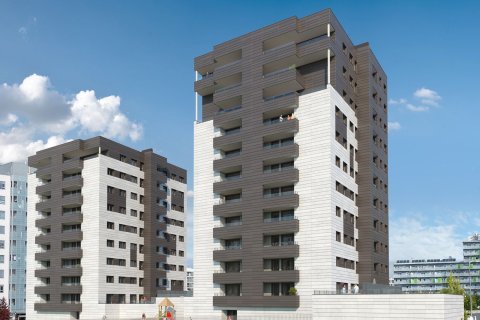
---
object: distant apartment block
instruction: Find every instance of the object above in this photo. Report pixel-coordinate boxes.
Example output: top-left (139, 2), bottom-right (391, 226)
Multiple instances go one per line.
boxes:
top-left (26, 137), bottom-right (187, 320)
top-left (187, 268), bottom-right (194, 292)
top-left (193, 8), bottom-right (388, 318)
top-left (0, 162), bottom-right (28, 318)
top-left (394, 234), bottom-right (480, 294)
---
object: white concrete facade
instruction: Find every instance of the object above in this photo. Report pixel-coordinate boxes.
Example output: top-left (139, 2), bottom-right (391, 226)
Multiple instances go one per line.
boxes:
top-left (191, 120), bottom-right (217, 317)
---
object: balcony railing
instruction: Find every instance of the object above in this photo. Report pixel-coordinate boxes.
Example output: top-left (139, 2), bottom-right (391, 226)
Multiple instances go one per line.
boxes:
top-left (264, 91), bottom-right (295, 102)
top-left (296, 34), bottom-right (328, 47)
top-left (216, 105), bottom-right (242, 115)
top-left (215, 83), bottom-right (241, 93)
top-left (263, 191), bottom-right (296, 198)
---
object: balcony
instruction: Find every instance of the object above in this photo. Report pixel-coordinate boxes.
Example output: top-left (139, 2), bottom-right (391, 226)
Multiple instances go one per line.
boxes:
top-left (262, 91), bottom-right (298, 114)
top-left (62, 176), bottom-right (83, 190)
top-left (213, 224), bottom-right (243, 240)
top-left (213, 169), bottom-right (243, 194)
top-left (194, 76), bottom-right (215, 96)
top-left (194, 51), bottom-right (215, 75)
top-left (34, 302), bottom-right (82, 313)
top-left (261, 41), bottom-right (297, 64)
top-left (36, 198), bottom-right (53, 211)
top-left (262, 243), bottom-right (300, 259)
top-left (214, 83), bottom-right (242, 104)
top-left (213, 295), bottom-right (299, 308)
top-left (213, 130), bottom-right (243, 150)
top-left (214, 59), bottom-right (242, 80)
top-left (296, 34), bottom-right (330, 58)
top-left (261, 218), bottom-right (299, 234)
top-left (263, 71), bottom-right (304, 101)
top-left (213, 247), bottom-right (244, 262)
top-left (262, 166), bottom-right (299, 186)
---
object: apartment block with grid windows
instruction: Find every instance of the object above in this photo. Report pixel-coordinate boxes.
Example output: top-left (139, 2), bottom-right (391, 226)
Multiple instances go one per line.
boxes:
top-left (192, 8), bottom-right (388, 318)
top-left (0, 162), bottom-right (28, 319)
top-left (26, 136), bottom-right (187, 320)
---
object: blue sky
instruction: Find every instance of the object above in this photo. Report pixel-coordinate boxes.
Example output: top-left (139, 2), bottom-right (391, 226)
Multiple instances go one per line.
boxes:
top-left (1, 0), bottom-right (479, 266)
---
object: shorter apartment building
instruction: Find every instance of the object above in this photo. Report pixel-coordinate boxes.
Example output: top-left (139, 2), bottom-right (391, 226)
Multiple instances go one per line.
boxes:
top-left (393, 234), bottom-right (480, 293)
top-left (26, 137), bottom-right (187, 320)
top-left (0, 162), bottom-right (28, 319)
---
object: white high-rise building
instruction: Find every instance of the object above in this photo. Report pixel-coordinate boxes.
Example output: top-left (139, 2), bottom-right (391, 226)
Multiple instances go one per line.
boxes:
top-left (192, 9), bottom-right (388, 319)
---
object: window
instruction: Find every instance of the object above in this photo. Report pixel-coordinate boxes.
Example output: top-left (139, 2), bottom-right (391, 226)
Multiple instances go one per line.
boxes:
top-left (179, 236), bottom-right (184, 242)
top-left (0, 241), bottom-right (4, 249)
top-left (119, 189), bottom-right (126, 198)
top-left (119, 207), bottom-right (126, 214)
top-left (0, 196), bottom-right (4, 205)
top-left (0, 256), bottom-right (4, 263)
top-left (131, 193), bottom-right (137, 200)
top-left (335, 156), bottom-right (340, 167)
top-left (107, 240), bottom-right (114, 247)
top-left (107, 221), bottom-right (114, 229)
top-left (130, 209), bottom-right (138, 217)
top-left (119, 241), bottom-right (126, 249)
top-left (179, 250), bottom-right (184, 257)
top-left (0, 211), bottom-right (4, 220)
top-left (0, 181), bottom-right (4, 189)
top-left (336, 232), bottom-right (341, 242)
top-left (106, 276), bottom-right (114, 283)
top-left (107, 186), bottom-right (114, 194)
top-left (0, 226), bottom-right (5, 235)
top-left (119, 224), bottom-right (137, 234)
top-left (107, 204), bottom-right (114, 211)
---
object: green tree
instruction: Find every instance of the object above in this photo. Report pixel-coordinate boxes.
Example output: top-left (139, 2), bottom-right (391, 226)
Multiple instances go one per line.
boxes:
top-left (440, 274), bottom-right (465, 295)
top-left (0, 297), bottom-right (10, 320)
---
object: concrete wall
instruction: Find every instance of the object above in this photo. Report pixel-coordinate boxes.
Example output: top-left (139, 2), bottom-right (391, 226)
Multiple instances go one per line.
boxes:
top-left (311, 294), bottom-right (463, 320)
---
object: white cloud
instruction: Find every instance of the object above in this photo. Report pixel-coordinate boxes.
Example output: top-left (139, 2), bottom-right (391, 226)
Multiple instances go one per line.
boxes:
top-left (389, 98), bottom-right (407, 105)
top-left (390, 216), bottom-right (463, 262)
top-left (389, 87), bottom-right (441, 113)
top-left (414, 87), bottom-right (441, 107)
top-left (18, 27), bottom-right (27, 36)
top-left (0, 114), bottom-right (18, 126)
top-left (0, 74), bottom-right (142, 164)
top-left (388, 121), bottom-right (401, 131)
top-left (406, 103), bottom-right (429, 112)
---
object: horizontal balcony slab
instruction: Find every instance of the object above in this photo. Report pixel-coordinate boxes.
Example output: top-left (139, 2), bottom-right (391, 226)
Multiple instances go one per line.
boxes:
top-left (261, 168), bottom-right (299, 187)
top-left (194, 76), bottom-right (215, 96)
top-left (213, 224), bottom-right (243, 240)
top-left (213, 248), bottom-right (244, 262)
top-left (213, 270), bottom-right (299, 284)
top-left (34, 302), bottom-right (82, 313)
top-left (34, 213), bottom-right (83, 228)
top-left (213, 295), bottom-right (299, 308)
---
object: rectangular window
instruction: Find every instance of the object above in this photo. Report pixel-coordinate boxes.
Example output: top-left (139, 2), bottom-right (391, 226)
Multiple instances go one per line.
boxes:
top-left (0, 211), bottom-right (4, 220)
top-left (130, 209), bottom-right (137, 217)
top-left (107, 240), bottom-right (114, 247)
top-left (0, 226), bottom-right (4, 234)
top-left (106, 276), bottom-right (114, 283)
top-left (336, 232), bottom-right (341, 242)
top-left (107, 222), bottom-right (114, 229)
top-left (0, 196), bottom-right (4, 205)
top-left (119, 241), bottom-right (126, 249)
top-left (131, 193), bottom-right (137, 200)
top-left (0, 181), bottom-right (4, 189)
top-left (179, 236), bottom-right (184, 242)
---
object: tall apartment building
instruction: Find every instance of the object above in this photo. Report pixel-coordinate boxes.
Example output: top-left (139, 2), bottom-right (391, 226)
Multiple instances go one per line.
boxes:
top-left (26, 136), bottom-right (187, 320)
top-left (394, 234), bottom-right (480, 294)
top-left (193, 9), bottom-right (388, 318)
top-left (0, 162), bottom-right (28, 318)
